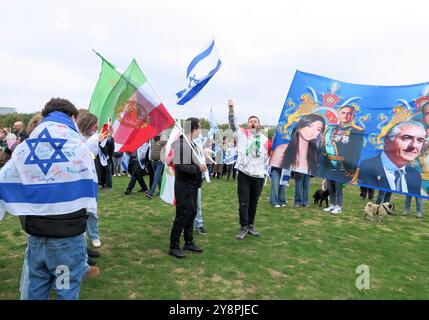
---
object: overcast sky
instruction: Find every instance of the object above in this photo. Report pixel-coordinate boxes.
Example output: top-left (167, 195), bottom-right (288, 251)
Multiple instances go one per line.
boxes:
top-left (1, 0), bottom-right (429, 125)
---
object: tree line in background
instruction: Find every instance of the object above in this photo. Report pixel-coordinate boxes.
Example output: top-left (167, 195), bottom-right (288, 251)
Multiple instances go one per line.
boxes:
top-left (0, 113), bottom-right (37, 130)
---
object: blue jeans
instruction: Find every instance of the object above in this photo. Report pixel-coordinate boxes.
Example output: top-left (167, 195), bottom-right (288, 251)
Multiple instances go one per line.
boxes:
top-left (376, 191), bottom-right (392, 204)
top-left (112, 156), bottom-right (122, 175)
top-left (149, 160), bottom-right (164, 195)
top-left (404, 196), bottom-right (423, 213)
top-left (87, 212), bottom-right (99, 241)
top-left (327, 180), bottom-right (343, 206)
top-left (20, 247), bottom-right (29, 300)
top-left (194, 188), bottom-right (203, 228)
top-left (294, 172), bottom-right (310, 206)
top-left (269, 167), bottom-right (286, 205)
top-left (27, 234), bottom-right (87, 300)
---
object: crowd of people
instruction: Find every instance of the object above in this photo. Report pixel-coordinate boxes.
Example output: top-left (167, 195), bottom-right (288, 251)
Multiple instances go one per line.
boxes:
top-left (0, 97), bottom-right (426, 300)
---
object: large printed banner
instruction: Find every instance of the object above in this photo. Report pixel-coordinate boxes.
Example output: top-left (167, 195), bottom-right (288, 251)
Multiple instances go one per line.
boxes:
top-left (271, 71), bottom-right (429, 199)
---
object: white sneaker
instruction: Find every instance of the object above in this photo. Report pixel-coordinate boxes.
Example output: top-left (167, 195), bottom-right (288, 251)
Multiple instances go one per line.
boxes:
top-left (91, 239), bottom-right (101, 248)
top-left (323, 206), bottom-right (334, 212)
top-left (416, 212), bottom-right (422, 218)
top-left (331, 207), bottom-right (342, 215)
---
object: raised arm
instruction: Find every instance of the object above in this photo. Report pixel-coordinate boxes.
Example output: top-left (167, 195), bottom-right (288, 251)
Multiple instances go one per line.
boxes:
top-left (228, 99), bottom-right (239, 132)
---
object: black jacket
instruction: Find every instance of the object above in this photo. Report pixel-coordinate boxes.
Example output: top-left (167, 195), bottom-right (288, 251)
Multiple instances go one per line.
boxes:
top-left (172, 136), bottom-right (202, 188)
top-left (358, 154), bottom-right (422, 196)
top-left (19, 209), bottom-right (88, 238)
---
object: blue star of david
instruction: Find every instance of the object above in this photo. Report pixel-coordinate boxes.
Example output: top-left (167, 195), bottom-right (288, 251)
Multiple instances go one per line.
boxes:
top-left (24, 127), bottom-right (69, 175)
top-left (188, 75), bottom-right (200, 88)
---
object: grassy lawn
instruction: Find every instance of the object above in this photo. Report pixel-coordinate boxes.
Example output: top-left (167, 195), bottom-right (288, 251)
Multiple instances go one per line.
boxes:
top-left (1, 175), bottom-right (428, 299)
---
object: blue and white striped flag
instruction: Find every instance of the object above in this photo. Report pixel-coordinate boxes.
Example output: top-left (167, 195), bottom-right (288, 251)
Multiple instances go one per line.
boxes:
top-left (121, 153), bottom-right (130, 172)
top-left (0, 111), bottom-right (98, 220)
top-left (224, 146), bottom-right (238, 165)
top-left (176, 39), bottom-right (222, 105)
top-left (206, 108), bottom-right (219, 138)
top-left (280, 169), bottom-right (291, 186)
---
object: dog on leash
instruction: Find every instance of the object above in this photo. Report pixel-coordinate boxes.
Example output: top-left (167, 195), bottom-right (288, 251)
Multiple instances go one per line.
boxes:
top-left (364, 202), bottom-right (395, 222)
top-left (313, 189), bottom-right (330, 208)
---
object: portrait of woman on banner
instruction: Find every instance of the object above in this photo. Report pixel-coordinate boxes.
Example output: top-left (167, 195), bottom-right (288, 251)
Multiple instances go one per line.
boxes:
top-left (270, 114), bottom-right (325, 175)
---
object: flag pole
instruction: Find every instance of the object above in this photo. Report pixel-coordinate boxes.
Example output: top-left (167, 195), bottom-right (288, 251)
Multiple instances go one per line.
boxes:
top-left (173, 123), bottom-right (205, 165)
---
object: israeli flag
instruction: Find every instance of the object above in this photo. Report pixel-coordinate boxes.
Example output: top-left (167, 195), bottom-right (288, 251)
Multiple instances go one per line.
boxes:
top-left (280, 169), bottom-right (291, 186)
top-left (0, 111), bottom-right (98, 219)
top-left (121, 153), bottom-right (130, 172)
top-left (206, 108), bottom-right (219, 138)
top-left (176, 39), bottom-right (222, 105)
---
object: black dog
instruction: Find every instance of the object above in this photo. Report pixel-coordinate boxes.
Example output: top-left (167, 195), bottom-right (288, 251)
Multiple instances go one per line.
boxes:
top-left (313, 189), bottom-right (329, 207)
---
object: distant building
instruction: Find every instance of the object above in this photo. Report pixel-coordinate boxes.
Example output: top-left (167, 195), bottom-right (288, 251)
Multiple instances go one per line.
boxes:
top-left (0, 107), bottom-right (17, 115)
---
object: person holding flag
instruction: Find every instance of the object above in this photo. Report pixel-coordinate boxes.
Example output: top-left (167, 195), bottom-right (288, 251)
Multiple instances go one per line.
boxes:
top-left (228, 99), bottom-right (269, 240)
top-left (168, 118), bottom-right (207, 258)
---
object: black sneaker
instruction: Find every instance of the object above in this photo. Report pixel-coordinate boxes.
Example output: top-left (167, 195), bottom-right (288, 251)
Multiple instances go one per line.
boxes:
top-left (248, 225), bottom-right (260, 237)
top-left (87, 247), bottom-right (101, 258)
top-left (195, 226), bottom-right (207, 235)
top-left (183, 242), bottom-right (204, 252)
top-left (124, 189), bottom-right (132, 195)
top-left (146, 192), bottom-right (153, 199)
top-left (168, 248), bottom-right (186, 258)
top-left (235, 226), bottom-right (248, 240)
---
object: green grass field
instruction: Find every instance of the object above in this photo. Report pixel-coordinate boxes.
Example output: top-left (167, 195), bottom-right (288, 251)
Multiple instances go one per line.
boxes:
top-left (1, 175), bottom-right (428, 299)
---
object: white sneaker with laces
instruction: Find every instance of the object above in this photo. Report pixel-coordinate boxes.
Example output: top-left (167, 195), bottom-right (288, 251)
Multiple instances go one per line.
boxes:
top-left (323, 206), bottom-right (335, 212)
top-left (91, 239), bottom-right (101, 248)
top-left (331, 206), bottom-right (342, 215)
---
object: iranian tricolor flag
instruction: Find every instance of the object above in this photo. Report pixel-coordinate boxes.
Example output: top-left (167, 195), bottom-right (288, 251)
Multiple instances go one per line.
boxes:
top-left (160, 120), bottom-right (182, 205)
top-left (89, 53), bottom-right (175, 152)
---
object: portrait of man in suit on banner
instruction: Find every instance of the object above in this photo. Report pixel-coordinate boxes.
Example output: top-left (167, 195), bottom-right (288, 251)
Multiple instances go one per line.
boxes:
top-left (358, 121), bottom-right (426, 195)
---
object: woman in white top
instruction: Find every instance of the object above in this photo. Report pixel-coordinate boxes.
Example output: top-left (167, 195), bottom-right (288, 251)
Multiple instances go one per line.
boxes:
top-left (76, 111), bottom-right (109, 248)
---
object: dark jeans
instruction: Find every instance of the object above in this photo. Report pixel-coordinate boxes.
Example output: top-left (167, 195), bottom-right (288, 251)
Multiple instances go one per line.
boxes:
top-left (147, 160), bottom-right (154, 189)
top-left (170, 183), bottom-right (199, 249)
top-left (360, 187), bottom-right (374, 200)
top-left (376, 191), bottom-right (392, 204)
top-left (127, 161), bottom-right (147, 192)
top-left (103, 161), bottom-right (113, 188)
top-left (148, 160), bottom-right (164, 195)
top-left (237, 171), bottom-right (264, 226)
top-left (294, 172), bottom-right (310, 206)
top-left (226, 164), bottom-right (237, 180)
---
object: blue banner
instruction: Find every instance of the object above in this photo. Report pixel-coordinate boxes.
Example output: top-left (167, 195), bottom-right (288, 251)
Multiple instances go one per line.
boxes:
top-left (271, 70), bottom-right (429, 199)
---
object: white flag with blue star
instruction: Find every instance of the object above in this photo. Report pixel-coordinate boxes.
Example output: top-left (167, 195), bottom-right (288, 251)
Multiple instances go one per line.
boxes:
top-left (0, 111), bottom-right (98, 220)
top-left (176, 39), bottom-right (222, 105)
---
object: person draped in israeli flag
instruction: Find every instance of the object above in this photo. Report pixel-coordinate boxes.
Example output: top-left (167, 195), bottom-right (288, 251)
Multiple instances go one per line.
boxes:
top-left (176, 39), bottom-right (222, 105)
top-left (0, 98), bottom-right (98, 300)
top-left (0, 112), bottom-right (97, 219)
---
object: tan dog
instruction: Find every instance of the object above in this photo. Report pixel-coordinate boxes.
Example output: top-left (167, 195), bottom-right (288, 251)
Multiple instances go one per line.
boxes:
top-left (364, 202), bottom-right (395, 222)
